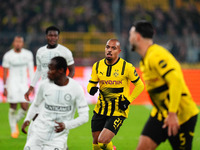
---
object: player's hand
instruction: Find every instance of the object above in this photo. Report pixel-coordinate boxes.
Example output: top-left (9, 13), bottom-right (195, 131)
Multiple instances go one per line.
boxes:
top-left (21, 120), bottom-right (30, 134)
top-left (24, 86), bottom-right (34, 101)
top-left (118, 95), bottom-right (130, 111)
top-left (89, 87), bottom-right (98, 95)
top-left (55, 121), bottom-right (65, 133)
top-left (162, 112), bottom-right (180, 136)
top-left (3, 88), bottom-right (7, 97)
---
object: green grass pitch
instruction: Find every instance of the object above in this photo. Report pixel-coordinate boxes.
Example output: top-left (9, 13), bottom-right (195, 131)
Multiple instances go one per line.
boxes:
top-left (0, 103), bottom-right (199, 150)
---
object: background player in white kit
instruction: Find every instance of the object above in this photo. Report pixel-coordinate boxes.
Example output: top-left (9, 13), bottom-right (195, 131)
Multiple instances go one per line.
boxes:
top-left (22, 26), bottom-right (75, 150)
top-left (24, 26), bottom-right (75, 101)
top-left (23, 56), bottom-right (89, 150)
top-left (2, 36), bottom-right (34, 138)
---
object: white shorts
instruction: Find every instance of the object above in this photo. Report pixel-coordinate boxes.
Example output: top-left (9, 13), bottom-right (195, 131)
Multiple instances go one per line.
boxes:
top-left (24, 123), bottom-right (68, 150)
top-left (7, 83), bottom-right (28, 103)
top-left (24, 133), bottom-right (66, 150)
top-left (24, 145), bottom-right (64, 150)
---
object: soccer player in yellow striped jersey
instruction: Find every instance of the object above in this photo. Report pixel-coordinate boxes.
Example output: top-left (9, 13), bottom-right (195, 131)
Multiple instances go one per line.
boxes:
top-left (129, 20), bottom-right (199, 150)
top-left (87, 39), bottom-right (144, 150)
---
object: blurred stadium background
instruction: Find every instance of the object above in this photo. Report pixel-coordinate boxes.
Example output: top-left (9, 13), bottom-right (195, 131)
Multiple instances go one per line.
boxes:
top-left (0, 0), bottom-right (200, 149)
top-left (0, 0), bottom-right (200, 103)
top-left (1, 0), bottom-right (200, 65)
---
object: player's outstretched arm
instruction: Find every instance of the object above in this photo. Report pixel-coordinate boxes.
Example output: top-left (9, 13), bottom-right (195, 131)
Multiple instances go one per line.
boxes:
top-left (25, 66), bottom-right (42, 101)
top-left (68, 64), bottom-right (75, 78)
top-left (162, 70), bottom-right (182, 136)
top-left (64, 110), bottom-right (89, 130)
top-left (3, 67), bottom-right (8, 97)
top-left (129, 78), bottom-right (144, 102)
top-left (24, 86), bottom-right (34, 101)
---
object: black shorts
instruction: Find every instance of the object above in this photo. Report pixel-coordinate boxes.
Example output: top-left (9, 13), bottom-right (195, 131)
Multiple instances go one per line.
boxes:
top-left (91, 111), bottom-right (125, 135)
top-left (141, 114), bottom-right (198, 150)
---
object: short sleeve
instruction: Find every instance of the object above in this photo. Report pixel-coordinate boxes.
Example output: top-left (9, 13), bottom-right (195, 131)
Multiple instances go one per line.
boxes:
top-left (2, 52), bottom-right (10, 68)
top-left (64, 49), bottom-right (74, 66)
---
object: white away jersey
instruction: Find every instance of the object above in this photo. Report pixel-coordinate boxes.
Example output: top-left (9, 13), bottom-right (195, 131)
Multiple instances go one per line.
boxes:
top-left (36, 44), bottom-right (74, 80)
top-left (29, 78), bottom-right (89, 148)
top-left (2, 48), bottom-right (34, 102)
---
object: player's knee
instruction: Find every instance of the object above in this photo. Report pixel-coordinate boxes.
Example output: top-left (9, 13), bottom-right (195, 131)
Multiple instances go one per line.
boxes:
top-left (98, 137), bottom-right (110, 144)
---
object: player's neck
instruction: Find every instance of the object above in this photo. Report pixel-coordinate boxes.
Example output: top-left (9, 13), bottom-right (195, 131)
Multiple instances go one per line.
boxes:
top-left (140, 40), bottom-right (153, 58)
top-left (47, 44), bottom-right (58, 49)
top-left (54, 76), bottom-right (69, 86)
top-left (106, 57), bottom-right (119, 65)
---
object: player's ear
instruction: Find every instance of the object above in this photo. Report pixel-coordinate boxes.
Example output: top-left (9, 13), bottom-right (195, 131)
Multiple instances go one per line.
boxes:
top-left (136, 32), bottom-right (141, 41)
top-left (58, 68), bottom-right (64, 73)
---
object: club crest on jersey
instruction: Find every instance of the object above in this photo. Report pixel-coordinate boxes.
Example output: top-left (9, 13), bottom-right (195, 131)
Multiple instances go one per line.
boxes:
top-left (64, 94), bottom-right (72, 101)
top-left (159, 60), bottom-right (167, 68)
top-left (113, 70), bottom-right (119, 77)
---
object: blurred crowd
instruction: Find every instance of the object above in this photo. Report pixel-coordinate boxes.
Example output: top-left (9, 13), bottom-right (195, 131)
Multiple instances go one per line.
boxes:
top-left (122, 4), bottom-right (200, 63)
top-left (0, 0), bottom-right (200, 64)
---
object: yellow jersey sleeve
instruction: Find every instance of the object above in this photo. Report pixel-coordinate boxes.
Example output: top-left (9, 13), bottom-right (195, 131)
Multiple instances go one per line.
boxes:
top-left (126, 63), bottom-right (144, 102)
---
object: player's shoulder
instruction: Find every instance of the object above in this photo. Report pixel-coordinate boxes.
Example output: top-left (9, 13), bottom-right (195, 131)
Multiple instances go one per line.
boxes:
top-left (91, 58), bottom-right (104, 69)
top-left (68, 77), bottom-right (79, 85)
top-left (149, 44), bottom-right (175, 63)
top-left (119, 58), bottom-right (134, 68)
top-left (57, 44), bottom-right (71, 52)
top-left (36, 45), bottom-right (47, 53)
top-left (21, 48), bottom-right (33, 55)
top-left (40, 79), bottom-right (52, 87)
top-left (68, 77), bottom-right (82, 89)
top-left (149, 44), bottom-right (170, 58)
top-left (96, 58), bottom-right (105, 65)
top-left (4, 49), bottom-right (13, 55)
top-left (3, 49), bottom-right (15, 59)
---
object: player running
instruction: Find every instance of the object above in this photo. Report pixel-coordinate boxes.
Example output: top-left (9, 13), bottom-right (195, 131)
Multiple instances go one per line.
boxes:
top-left (23, 56), bottom-right (89, 150)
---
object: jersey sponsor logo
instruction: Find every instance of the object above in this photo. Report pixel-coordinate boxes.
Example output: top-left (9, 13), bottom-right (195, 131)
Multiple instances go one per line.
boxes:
top-left (45, 103), bottom-right (71, 112)
top-left (99, 80), bottom-right (122, 85)
top-left (159, 60), bottom-right (167, 68)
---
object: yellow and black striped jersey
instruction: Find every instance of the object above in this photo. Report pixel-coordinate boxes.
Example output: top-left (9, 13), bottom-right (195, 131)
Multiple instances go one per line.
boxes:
top-left (140, 44), bottom-right (199, 124)
top-left (87, 58), bottom-right (143, 118)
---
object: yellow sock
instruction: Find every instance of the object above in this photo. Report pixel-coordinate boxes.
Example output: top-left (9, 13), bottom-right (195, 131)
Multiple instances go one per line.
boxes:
top-left (93, 144), bottom-right (102, 150)
top-left (98, 141), bottom-right (113, 150)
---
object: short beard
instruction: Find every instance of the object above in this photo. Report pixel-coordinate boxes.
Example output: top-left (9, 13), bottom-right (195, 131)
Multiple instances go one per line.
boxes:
top-left (16, 48), bottom-right (20, 51)
top-left (106, 57), bottom-right (112, 62)
top-left (48, 44), bottom-right (57, 49)
top-left (131, 45), bottom-right (136, 51)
